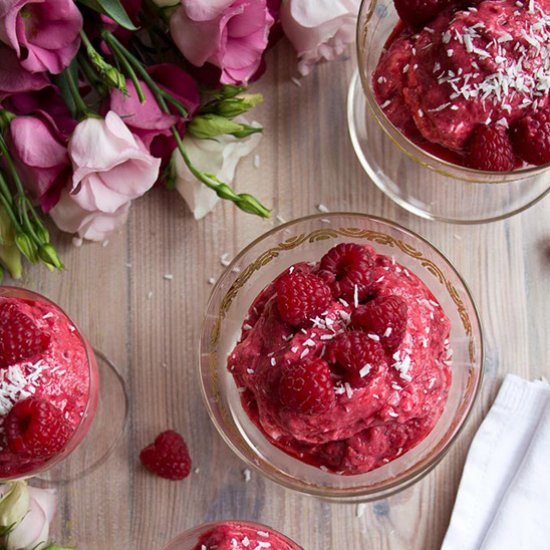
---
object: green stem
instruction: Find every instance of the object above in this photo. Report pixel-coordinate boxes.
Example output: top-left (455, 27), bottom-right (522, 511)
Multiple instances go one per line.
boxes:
top-left (0, 138), bottom-right (50, 244)
top-left (102, 31), bottom-right (169, 111)
top-left (19, 199), bottom-right (41, 245)
top-left (171, 128), bottom-right (270, 218)
top-left (79, 28), bottom-right (95, 52)
top-left (77, 53), bottom-right (105, 95)
top-left (0, 169), bottom-right (14, 207)
top-left (105, 39), bottom-right (146, 102)
top-left (0, 188), bottom-right (22, 233)
top-left (0, 134), bottom-right (27, 218)
top-left (62, 68), bottom-right (91, 119)
top-left (161, 92), bottom-right (188, 118)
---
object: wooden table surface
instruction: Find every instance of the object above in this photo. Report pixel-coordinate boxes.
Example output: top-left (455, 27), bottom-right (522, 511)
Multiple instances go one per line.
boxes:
top-left (11, 40), bottom-right (550, 550)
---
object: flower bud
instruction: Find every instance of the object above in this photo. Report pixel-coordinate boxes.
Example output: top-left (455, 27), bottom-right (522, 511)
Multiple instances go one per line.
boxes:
top-left (231, 125), bottom-right (263, 139)
top-left (15, 233), bottom-right (38, 263)
top-left (216, 94), bottom-right (263, 118)
top-left (38, 244), bottom-right (64, 269)
top-left (150, 0), bottom-right (179, 6)
top-left (0, 110), bottom-right (15, 130)
top-left (219, 85), bottom-right (247, 99)
top-left (187, 114), bottom-right (245, 139)
top-left (0, 245), bottom-right (22, 280)
top-left (34, 225), bottom-right (50, 244)
top-left (86, 46), bottom-right (127, 93)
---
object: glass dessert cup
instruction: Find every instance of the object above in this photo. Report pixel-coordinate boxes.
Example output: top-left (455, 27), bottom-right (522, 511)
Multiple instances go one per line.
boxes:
top-left (348, 0), bottom-right (550, 224)
top-left (200, 213), bottom-right (484, 502)
top-left (161, 521), bottom-right (303, 550)
top-left (0, 287), bottom-right (128, 484)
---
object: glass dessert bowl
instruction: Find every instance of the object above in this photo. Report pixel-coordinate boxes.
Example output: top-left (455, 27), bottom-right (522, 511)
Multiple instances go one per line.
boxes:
top-left (0, 287), bottom-right (128, 483)
top-left (200, 213), bottom-right (483, 502)
top-left (162, 521), bottom-right (303, 550)
top-left (0, 287), bottom-right (99, 480)
top-left (349, 0), bottom-right (550, 223)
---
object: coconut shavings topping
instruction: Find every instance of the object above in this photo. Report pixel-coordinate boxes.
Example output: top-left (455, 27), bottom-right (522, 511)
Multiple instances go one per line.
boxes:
top-left (421, 1), bottom-right (549, 123)
top-left (0, 360), bottom-right (49, 416)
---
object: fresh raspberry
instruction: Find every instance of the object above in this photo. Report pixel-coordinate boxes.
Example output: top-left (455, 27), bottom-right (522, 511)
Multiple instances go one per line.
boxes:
top-left (278, 358), bottom-right (336, 415)
top-left (510, 109), bottom-right (550, 166)
top-left (466, 124), bottom-right (515, 172)
top-left (276, 271), bottom-right (332, 327)
top-left (319, 244), bottom-right (374, 302)
top-left (351, 296), bottom-right (408, 353)
top-left (394, 0), bottom-right (453, 27)
top-left (0, 303), bottom-right (50, 368)
top-left (5, 397), bottom-right (71, 459)
top-left (140, 430), bottom-right (192, 481)
top-left (327, 331), bottom-right (387, 387)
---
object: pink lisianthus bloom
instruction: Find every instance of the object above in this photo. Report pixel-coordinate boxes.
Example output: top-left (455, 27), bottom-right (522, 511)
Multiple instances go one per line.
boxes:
top-left (109, 64), bottom-right (200, 163)
top-left (0, 0), bottom-right (82, 74)
top-left (50, 111), bottom-right (160, 241)
top-left (0, 44), bottom-right (48, 100)
top-left (170, 0), bottom-right (275, 85)
top-left (280, 0), bottom-right (360, 76)
top-left (8, 112), bottom-right (71, 212)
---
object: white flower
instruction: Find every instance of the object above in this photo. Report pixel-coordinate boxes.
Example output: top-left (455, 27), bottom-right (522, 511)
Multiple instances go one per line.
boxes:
top-left (281, 0), bottom-right (361, 76)
top-left (174, 120), bottom-right (262, 219)
top-left (0, 482), bottom-right (57, 550)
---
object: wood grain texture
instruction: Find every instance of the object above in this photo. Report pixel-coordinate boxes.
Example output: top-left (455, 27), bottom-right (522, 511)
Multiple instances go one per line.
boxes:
top-left (8, 40), bottom-right (550, 550)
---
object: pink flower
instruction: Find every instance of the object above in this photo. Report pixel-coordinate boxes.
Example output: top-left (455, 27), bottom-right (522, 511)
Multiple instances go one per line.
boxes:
top-left (3, 85), bottom-right (77, 137)
top-left (68, 111), bottom-right (160, 212)
top-left (0, 44), bottom-right (48, 100)
top-left (170, 0), bottom-right (275, 85)
top-left (8, 112), bottom-right (71, 212)
top-left (280, 0), bottom-right (360, 76)
top-left (50, 111), bottom-right (160, 241)
top-left (108, 64), bottom-right (200, 161)
top-left (0, 0), bottom-right (82, 74)
top-left (50, 191), bottom-right (131, 241)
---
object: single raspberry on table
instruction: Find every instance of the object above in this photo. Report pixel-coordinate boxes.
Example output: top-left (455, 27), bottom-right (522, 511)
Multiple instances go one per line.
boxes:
top-left (351, 296), bottom-right (408, 353)
top-left (276, 271), bottom-right (332, 327)
top-left (0, 303), bottom-right (50, 368)
top-left (466, 124), bottom-right (516, 172)
top-left (327, 331), bottom-right (387, 387)
top-left (278, 358), bottom-right (336, 415)
top-left (319, 243), bottom-right (374, 302)
top-left (5, 397), bottom-right (71, 459)
top-left (394, 0), bottom-right (453, 28)
top-left (140, 430), bottom-right (192, 480)
top-left (510, 109), bottom-right (550, 166)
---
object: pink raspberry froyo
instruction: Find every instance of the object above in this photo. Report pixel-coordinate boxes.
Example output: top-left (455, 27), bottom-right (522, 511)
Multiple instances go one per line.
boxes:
top-left (373, 0), bottom-right (550, 168)
top-left (227, 243), bottom-right (452, 475)
top-left (0, 292), bottom-right (96, 478)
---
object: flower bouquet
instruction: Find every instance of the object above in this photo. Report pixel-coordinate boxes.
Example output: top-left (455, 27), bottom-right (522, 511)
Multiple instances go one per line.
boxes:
top-left (0, 0), bottom-right (359, 280)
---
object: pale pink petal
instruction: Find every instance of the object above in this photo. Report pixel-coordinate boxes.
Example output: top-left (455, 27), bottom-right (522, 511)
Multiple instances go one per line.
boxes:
top-left (50, 190), bottom-right (131, 241)
top-left (170, 7), bottom-right (221, 66)
top-left (182, 0), bottom-right (234, 21)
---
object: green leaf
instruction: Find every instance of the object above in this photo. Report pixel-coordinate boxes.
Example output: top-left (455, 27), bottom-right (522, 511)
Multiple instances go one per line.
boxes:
top-left (77, 0), bottom-right (138, 30)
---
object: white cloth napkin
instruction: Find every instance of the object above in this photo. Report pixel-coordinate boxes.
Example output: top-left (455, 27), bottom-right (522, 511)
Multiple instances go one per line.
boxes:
top-left (442, 374), bottom-right (550, 550)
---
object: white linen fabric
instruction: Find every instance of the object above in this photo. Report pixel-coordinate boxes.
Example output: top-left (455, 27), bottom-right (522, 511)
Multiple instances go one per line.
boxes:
top-left (442, 374), bottom-right (550, 550)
